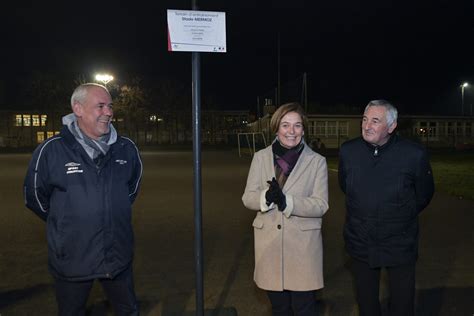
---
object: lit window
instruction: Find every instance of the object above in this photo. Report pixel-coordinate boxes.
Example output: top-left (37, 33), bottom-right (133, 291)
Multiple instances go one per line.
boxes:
top-left (429, 122), bottom-right (436, 137)
top-left (327, 121), bottom-right (337, 136)
top-left (456, 122), bottom-right (463, 135)
top-left (36, 132), bottom-right (45, 143)
top-left (47, 131), bottom-right (54, 138)
top-left (447, 122), bottom-right (454, 136)
top-left (15, 115), bottom-right (22, 126)
top-left (23, 115), bottom-right (31, 126)
top-left (419, 122), bottom-right (428, 135)
top-left (55, 131), bottom-right (60, 135)
top-left (315, 121), bottom-right (326, 136)
top-left (438, 122), bottom-right (446, 136)
top-left (150, 115), bottom-right (157, 122)
top-left (32, 115), bottom-right (40, 126)
top-left (41, 115), bottom-right (47, 126)
top-left (307, 121), bottom-right (316, 136)
top-left (339, 121), bottom-right (348, 136)
top-left (466, 123), bottom-right (472, 136)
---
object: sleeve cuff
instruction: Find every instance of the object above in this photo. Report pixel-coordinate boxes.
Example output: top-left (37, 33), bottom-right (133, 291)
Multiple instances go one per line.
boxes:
top-left (260, 190), bottom-right (275, 212)
top-left (282, 194), bottom-right (294, 218)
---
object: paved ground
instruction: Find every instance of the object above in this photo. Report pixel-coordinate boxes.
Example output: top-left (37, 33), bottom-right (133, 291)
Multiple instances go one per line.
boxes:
top-left (0, 151), bottom-right (472, 315)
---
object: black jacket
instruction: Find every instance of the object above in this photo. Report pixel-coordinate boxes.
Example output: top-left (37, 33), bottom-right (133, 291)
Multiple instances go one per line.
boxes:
top-left (24, 126), bottom-right (143, 281)
top-left (338, 135), bottom-right (434, 267)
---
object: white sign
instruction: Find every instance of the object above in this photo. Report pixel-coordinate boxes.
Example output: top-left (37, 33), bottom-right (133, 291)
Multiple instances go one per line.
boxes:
top-left (167, 9), bottom-right (226, 53)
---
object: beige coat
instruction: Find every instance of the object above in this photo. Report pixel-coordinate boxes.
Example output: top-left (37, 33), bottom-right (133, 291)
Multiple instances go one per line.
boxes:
top-left (242, 144), bottom-right (329, 291)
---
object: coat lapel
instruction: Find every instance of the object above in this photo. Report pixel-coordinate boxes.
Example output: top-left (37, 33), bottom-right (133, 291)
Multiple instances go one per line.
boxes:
top-left (264, 146), bottom-right (275, 180)
top-left (283, 147), bottom-right (314, 192)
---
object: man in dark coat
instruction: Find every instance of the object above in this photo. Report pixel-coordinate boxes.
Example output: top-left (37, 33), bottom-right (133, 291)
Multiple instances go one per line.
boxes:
top-left (338, 100), bottom-right (434, 316)
top-left (24, 83), bottom-right (143, 315)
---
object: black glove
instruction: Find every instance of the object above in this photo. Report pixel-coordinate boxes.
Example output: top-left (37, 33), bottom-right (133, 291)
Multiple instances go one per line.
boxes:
top-left (265, 177), bottom-right (286, 211)
top-left (265, 178), bottom-right (278, 205)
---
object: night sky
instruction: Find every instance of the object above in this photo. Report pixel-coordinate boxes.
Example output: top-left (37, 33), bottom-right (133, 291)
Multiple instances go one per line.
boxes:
top-left (1, 0), bottom-right (473, 114)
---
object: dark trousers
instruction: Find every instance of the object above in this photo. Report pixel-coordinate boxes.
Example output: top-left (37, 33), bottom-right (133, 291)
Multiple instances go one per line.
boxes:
top-left (266, 290), bottom-right (318, 316)
top-left (351, 259), bottom-right (416, 316)
top-left (55, 266), bottom-right (138, 316)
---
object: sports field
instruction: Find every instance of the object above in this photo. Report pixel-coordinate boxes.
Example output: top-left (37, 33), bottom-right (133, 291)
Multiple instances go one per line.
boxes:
top-left (0, 151), bottom-right (472, 315)
top-left (326, 151), bottom-right (474, 200)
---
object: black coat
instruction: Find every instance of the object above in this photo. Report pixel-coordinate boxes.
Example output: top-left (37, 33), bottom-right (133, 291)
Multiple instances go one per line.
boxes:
top-left (338, 135), bottom-right (434, 268)
top-left (24, 126), bottom-right (143, 281)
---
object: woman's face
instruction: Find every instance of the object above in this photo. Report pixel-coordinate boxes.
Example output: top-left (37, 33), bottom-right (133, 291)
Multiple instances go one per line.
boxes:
top-left (277, 111), bottom-right (304, 149)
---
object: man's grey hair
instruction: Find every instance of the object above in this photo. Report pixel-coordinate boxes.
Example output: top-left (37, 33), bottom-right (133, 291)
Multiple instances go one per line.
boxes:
top-left (70, 83), bottom-right (109, 108)
top-left (364, 99), bottom-right (398, 126)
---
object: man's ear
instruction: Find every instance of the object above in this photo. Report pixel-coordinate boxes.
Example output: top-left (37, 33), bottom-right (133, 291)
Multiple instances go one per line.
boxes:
top-left (388, 121), bottom-right (397, 134)
top-left (72, 102), bottom-right (83, 117)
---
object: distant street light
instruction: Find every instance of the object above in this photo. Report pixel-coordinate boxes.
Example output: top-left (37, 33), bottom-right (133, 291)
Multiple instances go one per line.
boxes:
top-left (461, 82), bottom-right (469, 116)
top-left (95, 74), bottom-right (114, 86)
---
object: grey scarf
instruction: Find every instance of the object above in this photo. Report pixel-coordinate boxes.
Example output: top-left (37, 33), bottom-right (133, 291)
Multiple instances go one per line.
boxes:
top-left (62, 113), bottom-right (117, 160)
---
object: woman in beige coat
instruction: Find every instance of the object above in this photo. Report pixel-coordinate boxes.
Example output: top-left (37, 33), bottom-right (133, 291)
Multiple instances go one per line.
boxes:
top-left (242, 102), bottom-right (329, 316)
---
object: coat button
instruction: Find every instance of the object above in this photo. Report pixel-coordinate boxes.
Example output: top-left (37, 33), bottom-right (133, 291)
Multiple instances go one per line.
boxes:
top-left (277, 224), bottom-right (281, 229)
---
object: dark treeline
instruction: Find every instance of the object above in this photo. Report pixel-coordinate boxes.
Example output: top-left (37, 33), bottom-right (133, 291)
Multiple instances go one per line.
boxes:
top-left (0, 72), bottom-right (245, 146)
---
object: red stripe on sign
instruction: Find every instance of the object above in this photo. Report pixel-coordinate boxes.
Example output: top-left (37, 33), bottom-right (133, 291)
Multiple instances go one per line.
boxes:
top-left (167, 28), bottom-right (172, 51)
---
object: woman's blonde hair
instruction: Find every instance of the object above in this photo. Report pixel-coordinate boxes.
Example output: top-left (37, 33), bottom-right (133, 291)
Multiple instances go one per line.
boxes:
top-left (270, 102), bottom-right (307, 134)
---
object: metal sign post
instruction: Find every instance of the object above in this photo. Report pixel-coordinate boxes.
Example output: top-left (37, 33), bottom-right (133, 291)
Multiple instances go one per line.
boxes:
top-left (191, 30), bottom-right (204, 316)
top-left (167, 4), bottom-right (227, 315)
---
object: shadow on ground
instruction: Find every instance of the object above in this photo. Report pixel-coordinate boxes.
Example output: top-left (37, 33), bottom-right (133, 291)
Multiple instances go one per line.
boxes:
top-left (415, 286), bottom-right (474, 316)
top-left (0, 284), bottom-right (52, 309)
top-left (316, 286), bottom-right (474, 316)
top-left (87, 299), bottom-right (237, 316)
top-left (83, 285), bottom-right (474, 315)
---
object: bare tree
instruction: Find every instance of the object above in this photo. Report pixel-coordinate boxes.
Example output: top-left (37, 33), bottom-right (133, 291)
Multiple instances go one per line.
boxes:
top-left (147, 78), bottom-right (191, 144)
top-left (113, 77), bottom-right (149, 144)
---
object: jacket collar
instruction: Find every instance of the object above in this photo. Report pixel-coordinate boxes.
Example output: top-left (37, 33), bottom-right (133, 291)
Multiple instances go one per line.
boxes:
top-left (61, 125), bottom-right (81, 149)
top-left (363, 134), bottom-right (398, 157)
top-left (60, 126), bottom-right (117, 168)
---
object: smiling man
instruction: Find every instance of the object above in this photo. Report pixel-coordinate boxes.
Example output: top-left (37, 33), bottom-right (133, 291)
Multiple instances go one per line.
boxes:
top-left (338, 100), bottom-right (434, 316)
top-left (361, 104), bottom-right (397, 147)
top-left (73, 84), bottom-right (114, 139)
top-left (24, 83), bottom-right (143, 315)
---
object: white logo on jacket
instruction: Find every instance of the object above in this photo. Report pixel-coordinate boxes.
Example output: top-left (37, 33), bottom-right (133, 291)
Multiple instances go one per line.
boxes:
top-left (65, 162), bottom-right (83, 174)
top-left (115, 159), bottom-right (128, 165)
top-left (65, 162), bottom-right (81, 167)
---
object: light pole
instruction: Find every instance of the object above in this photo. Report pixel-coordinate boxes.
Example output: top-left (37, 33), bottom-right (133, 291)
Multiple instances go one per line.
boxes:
top-left (461, 82), bottom-right (468, 116)
top-left (95, 73), bottom-right (114, 87)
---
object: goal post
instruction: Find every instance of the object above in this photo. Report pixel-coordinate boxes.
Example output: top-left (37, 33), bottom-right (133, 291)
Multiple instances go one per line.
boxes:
top-left (237, 132), bottom-right (267, 157)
